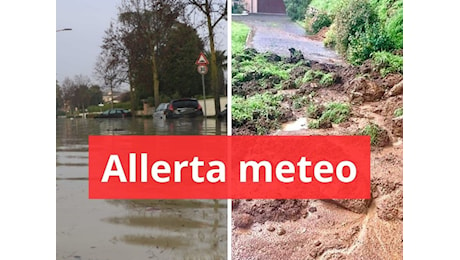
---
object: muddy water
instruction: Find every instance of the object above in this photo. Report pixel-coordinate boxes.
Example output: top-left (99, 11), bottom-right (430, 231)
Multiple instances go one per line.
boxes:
top-left (56, 117), bottom-right (227, 260)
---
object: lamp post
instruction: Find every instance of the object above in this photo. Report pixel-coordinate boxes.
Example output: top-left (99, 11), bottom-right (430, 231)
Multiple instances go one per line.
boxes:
top-left (56, 28), bottom-right (72, 32)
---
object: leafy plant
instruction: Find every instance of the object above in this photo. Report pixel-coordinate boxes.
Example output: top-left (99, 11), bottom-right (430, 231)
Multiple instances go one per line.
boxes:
top-left (319, 73), bottom-right (334, 87)
top-left (394, 107), bottom-right (403, 117)
top-left (311, 13), bottom-right (332, 33)
top-left (284, 0), bottom-right (311, 21)
top-left (372, 51), bottom-right (403, 76)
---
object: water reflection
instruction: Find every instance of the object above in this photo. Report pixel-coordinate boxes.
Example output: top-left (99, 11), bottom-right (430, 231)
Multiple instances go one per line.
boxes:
top-left (56, 117), bottom-right (227, 260)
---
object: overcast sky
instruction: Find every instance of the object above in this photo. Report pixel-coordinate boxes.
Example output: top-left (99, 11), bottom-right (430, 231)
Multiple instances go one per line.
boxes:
top-left (56, 0), bottom-right (121, 84)
top-left (56, 0), bottom-right (228, 86)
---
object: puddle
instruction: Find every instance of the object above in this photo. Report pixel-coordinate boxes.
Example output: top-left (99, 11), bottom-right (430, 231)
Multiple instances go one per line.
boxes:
top-left (281, 117), bottom-right (307, 131)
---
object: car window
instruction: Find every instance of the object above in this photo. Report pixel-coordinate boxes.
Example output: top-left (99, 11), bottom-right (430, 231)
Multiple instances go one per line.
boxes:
top-left (156, 104), bottom-right (167, 111)
top-left (172, 100), bottom-right (198, 108)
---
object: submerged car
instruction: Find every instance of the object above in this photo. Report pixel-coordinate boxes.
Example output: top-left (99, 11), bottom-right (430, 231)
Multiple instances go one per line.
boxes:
top-left (217, 104), bottom-right (227, 119)
top-left (95, 108), bottom-right (132, 118)
top-left (165, 98), bottom-right (203, 119)
top-left (153, 103), bottom-right (169, 120)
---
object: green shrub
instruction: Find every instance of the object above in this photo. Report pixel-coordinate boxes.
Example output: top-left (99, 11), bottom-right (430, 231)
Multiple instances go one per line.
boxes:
top-left (385, 6), bottom-right (403, 49)
top-left (312, 13), bottom-right (332, 33)
top-left (371, 0), bottom-right (403, 49)
top-left (232, 2), bottom-right (246, 14)
top-left (87, 102), bottom-right (131, 113)
top-left (372, 51), bottom-right (403, 76)
top-left (310, 0), bottom-right (344, 14)
top-left (334, 0), bottom-right (392, 64)
top-left (285, 0), bottom-right (311, 21)
top-left (324, 23), bottom-right (337, 48)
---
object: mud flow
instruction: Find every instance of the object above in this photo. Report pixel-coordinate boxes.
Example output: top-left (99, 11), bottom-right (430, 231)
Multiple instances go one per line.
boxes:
top-left (232, 14), bottom-right (402, 259)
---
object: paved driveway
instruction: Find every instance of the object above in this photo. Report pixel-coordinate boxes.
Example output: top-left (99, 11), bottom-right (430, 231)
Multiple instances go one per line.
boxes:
top-left (233, 14), bottom-right (344, 65)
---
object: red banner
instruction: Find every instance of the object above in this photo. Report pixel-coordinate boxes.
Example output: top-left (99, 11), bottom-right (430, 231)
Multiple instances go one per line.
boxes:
top-left (89, 136), bottom-right (370, 199)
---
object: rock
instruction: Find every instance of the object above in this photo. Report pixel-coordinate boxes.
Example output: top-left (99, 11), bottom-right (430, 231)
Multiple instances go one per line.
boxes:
top-left (267, 226), bottom-right (276, 232)
top-left (318, 119), bottom-right (332, 129)
top-left (387, 80), bottom-right (403, 97)
top-left (373, 126), bottom-right (391, 147)
top-left (286, 48), bottom-right (304, 63)
top-left (314, 241), bottom-right (322, 247)
top-left (233, 213), bottom-right (254, 228)
top-left (277, 227), bottom-right (286, 236)
top-left (392, 116), bottom-right (403, 138)
top-left (308, 207), bottom-right (317, 213)
top-left (348, 77), bottom-right (385, 104)
top-left (265, 53), bottom-right (282, 62)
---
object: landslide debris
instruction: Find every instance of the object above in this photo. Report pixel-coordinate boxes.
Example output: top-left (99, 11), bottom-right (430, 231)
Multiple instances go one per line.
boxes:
top-left (231, 48), bottom-right (403, 259)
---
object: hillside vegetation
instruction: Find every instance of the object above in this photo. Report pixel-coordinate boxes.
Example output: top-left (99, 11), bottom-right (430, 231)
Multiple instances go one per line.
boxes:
top-left (285, 0), bottom-right (403, 66)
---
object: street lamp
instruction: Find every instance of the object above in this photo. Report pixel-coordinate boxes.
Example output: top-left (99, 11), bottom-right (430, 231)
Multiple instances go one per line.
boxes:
top-left (56, 28), bottom-right (72, 32)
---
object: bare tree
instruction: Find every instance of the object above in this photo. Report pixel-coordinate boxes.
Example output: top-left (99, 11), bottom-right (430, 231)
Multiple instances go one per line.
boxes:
top-left (187, 0), bottom-right (227, 116)
top-left (95, 22), bottom-right (128, 109)
top-left (61, 75), bottom-right (101, 114)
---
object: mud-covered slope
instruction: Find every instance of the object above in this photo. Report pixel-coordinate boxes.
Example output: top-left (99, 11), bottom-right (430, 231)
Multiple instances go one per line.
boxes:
top-left (231, 49), bottom-right (403, 259)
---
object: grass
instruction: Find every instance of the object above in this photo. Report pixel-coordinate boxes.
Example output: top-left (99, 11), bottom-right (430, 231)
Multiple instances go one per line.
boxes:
top-left (232, 22), bottom-right (250, 55)
top-left (321, 102), bottom-right (350, 123)
top-left (232, 93), bottom-right (283, 124)
top-left (298, 69), bottom-right (335, 87)
top-left (308, 102), bottom-right (351, 129)
top-left (372, 51), bottom-right (403, 76)
top-left (359, 122), bottom-right (383, 146)
top-left (310, 0), bottom-right (344, 14)
top-left (394, 107), bottom-right (403, 117)
top-left (232, 52), bottom-right (295, 86)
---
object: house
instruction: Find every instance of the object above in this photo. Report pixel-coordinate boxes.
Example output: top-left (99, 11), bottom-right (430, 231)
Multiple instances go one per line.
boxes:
top-left (102, 91), bottom-right (121, 104)
top-left (240, 0), bottom-right (286, 14)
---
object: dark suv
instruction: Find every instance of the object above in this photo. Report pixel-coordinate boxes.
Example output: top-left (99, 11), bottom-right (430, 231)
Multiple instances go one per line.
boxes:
top-left (165, 98), bottom-right (203, 119)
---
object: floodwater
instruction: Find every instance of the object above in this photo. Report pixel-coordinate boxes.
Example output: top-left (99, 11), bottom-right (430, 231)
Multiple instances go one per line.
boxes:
top-left (56, 117), bottom-right (227, 260)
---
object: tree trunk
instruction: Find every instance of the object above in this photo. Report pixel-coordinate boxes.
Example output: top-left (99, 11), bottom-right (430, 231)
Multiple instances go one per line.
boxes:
top-left (205, 3), bottom-right (221, 116)
top-left (152, 53), bottom-right (160, 108)
top-left (128, 70), bottom-right (137, 117)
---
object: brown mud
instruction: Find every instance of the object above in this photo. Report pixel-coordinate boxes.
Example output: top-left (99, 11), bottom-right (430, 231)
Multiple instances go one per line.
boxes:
top-left (231, 44), bottom-right (403, 259)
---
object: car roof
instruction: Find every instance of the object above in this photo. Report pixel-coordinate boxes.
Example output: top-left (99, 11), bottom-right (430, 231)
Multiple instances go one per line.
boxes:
top-left (171, 98), bottom-right (198, 102)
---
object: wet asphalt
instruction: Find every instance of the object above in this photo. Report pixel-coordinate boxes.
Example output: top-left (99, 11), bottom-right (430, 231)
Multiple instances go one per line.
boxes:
top-left (232, 14), bottom-right (344, 65)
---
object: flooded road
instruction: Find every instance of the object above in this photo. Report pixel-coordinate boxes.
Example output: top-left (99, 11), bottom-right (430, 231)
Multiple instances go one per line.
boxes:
top-left (56, 117), bottom-right (227, 260)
